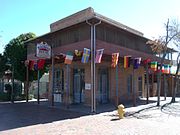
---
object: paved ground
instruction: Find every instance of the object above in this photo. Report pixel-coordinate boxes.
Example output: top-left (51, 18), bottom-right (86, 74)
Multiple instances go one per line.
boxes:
top-left (0, 97), bottom-right (180, 135)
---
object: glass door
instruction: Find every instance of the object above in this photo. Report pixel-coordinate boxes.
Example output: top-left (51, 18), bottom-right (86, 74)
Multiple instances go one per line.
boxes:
top-left (98, 68), bottom-right (109, 104)
top-left (73, 69), bottom-right (85, 103)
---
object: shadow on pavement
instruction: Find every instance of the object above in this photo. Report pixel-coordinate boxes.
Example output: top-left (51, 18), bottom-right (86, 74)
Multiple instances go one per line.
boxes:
top-left (161, 100), bottom-right (180, 116)
top-left (0, 97), bottom-right (170, 131)
top-left (0, 102), bottom-right (87, 131)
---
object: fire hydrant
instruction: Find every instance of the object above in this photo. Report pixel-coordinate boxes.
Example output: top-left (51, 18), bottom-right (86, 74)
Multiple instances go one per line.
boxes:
top-left (118, 104), bottom-right (125, 119)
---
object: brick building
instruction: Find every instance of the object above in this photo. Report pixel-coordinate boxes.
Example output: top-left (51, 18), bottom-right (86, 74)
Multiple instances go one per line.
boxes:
top-left (26, 7), bottom-right (173, 111)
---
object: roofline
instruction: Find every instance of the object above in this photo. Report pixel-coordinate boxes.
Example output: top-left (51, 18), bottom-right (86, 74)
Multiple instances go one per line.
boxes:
top-left (94, 12), bottom-right (143, 37)
top-left (25, 7), bottom-right (144, 44)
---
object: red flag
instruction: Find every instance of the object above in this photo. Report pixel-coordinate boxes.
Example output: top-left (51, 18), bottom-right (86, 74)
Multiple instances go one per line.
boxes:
top-left (29, 60), bottom-right (34, 70)
top-left (38, 59), bottom-right (45, 70)
top-left (143, 58), bottom-right (151, 65)
top-left (111, 53), bottom-right (119, 68)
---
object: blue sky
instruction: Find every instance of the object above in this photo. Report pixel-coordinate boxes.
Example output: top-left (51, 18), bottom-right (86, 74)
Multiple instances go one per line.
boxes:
top-left (0, 0), bottom-right (180, 54)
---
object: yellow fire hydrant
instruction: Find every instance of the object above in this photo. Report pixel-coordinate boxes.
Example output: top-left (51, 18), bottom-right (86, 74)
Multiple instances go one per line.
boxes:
top-left (118, 104), bottom-right (125, 119)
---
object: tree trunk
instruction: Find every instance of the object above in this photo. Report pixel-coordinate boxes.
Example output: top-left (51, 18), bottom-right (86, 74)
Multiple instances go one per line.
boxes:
top-left (171, 53), bottom-right (180, 103)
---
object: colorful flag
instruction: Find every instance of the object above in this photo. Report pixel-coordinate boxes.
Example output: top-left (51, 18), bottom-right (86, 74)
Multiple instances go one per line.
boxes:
top-left (163, 64), bottom-right (170, 74)
top-left (143, 58), bottom-right (151, 65)
top-left (74, 50), bottom-right (82, 57)
top-left (111, 53), bottom-right (119, 68)
top-left (133, 57), bottom-right (141, 69)
top-left (95, 49), bottom-right (104, 63)
top-left (124, 56), bottom-right (131, 68)
top-left (81, 48), bottom-right (90, 63)
top-left (29, 60), bottom-right (34, 70)
top-left (161, 65), bottom-right (165, 73)
top-left (150, 61), bottom-right (158, 71)
top-left (34, 61), bottom-right (38, 71)
top-left (64, 52), bottom-right (73, 64)
top-left (38, 59), bottom-right (45, 70)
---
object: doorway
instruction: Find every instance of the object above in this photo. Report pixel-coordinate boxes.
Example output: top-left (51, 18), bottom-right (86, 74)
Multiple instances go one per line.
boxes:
top-left (98, 68), bottom-right (109, 104)
top-left (73, 69), bottom-right (85, 103)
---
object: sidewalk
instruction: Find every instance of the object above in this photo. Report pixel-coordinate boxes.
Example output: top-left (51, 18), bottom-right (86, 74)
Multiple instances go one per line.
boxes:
top-left (1, 97), bottom-right (180, 135)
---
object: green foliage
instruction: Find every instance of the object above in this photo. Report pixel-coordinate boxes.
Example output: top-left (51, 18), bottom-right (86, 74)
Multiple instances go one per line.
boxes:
top-left (15, 94), bottom-right (33, 101)
top-left (0, 92), bottom-right (10, 101)
top-left (29, 66), bottom-right (49, 81)
top-left (0, 54), bottom-right (8, 78)
top-left (1, 32), bottom-right (48, 83)
top-left (3, 33), bottom-right (36, 82)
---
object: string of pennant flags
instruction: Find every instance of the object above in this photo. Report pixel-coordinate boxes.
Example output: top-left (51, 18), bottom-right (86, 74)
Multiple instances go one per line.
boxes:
top-left (27, 48), bottom-right (172, 74)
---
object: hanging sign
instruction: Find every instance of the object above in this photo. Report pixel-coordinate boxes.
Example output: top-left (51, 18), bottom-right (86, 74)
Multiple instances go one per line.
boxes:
top-left (36, 42), bottom-right (51, 59)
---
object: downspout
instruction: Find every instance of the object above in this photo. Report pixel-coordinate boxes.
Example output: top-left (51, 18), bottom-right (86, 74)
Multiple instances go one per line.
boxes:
top-left (86, 19), bottom-right (101, 113)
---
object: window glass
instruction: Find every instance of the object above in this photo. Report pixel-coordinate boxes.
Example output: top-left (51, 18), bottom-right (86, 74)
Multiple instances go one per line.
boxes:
top-left (54, 68), bottom-right (64, 93)
top-left (127, 74), bottom-right (132, 94)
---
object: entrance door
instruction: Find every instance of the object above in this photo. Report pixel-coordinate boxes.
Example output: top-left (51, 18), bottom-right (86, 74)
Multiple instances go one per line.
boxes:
top-left (73, 69), bottom-right (85, 103)
top-left (98, 68), bottom-right (109, 104)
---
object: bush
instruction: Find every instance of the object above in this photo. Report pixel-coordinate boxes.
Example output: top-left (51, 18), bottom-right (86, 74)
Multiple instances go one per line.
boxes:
top-left (15, 94), bottom-right (34, 101)
top-left (0, 92), bottom-right (9, 101)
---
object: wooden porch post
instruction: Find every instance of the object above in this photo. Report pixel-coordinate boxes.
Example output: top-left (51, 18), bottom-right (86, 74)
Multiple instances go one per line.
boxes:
top-left (26, 62), bottom-right (29, 102)
top-left (51, 52), bottom-right (54, 106)
top-left (116, 65), bottom-right (119, 106)
top-left (146, 63), bottom-right (149, 104)
top-left (133, 68), bottom-right (136, 106)
top-left (66, 64), bottom-right (70, 108)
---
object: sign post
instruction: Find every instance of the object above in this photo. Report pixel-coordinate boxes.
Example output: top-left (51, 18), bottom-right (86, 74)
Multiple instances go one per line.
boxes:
top-left (36, 42), bottom-right (51, 104)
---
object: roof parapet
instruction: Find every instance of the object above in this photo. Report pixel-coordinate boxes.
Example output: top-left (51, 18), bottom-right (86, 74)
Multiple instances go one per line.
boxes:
top-left (50, 7), bottom-right (143, 37)
top-left (50, 7), bottom-right (95, 32)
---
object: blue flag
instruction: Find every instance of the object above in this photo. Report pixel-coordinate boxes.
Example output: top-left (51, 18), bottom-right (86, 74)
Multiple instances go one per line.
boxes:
top-left (133, 57), bottom-right (141, 69)
top-left (81, 48), bottom-right (90, 63)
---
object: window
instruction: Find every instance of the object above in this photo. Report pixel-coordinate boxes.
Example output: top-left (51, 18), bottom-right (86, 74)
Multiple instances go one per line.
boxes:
top-left (127, 74), bottom-right (133, 94)
top-left (54, 68), bottom-right (64, 93)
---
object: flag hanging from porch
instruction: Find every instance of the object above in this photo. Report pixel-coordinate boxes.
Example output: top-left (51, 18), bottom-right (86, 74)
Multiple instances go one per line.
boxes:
top-left (95, 49), bottom-right (104, 63)
top-left (81, 48), bottom-right (90, 63)
top-left (34, 61), bottom-right (38, 71)
top-left (29, 60), bottom-right (34, 70)
top-left (64, 52), bottom-right (73, 64)
top-left (133, 57), bottom-right (141, 69)
top-left (111, 53), bottom-right (119, 68)
top-left (38, 59), bottom-right (45, 70)
top-left (74, 50), bottom-right (82, 57)
top-left (124, 56), bottom-right (131, 68)
top-left (143, 58), bottom-right (151, 65)
top-left (150, 61), bottom-right (158, 71)
top-left (163, 64), bottom-right (170, 74)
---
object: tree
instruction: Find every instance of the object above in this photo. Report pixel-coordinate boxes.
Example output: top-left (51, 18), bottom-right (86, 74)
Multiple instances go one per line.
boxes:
top-left (169, 20), bottom-right (180, 103)
top-left (147, 19), bottom-right (180, 106)
top-left (3, 33), bottom-right (36, 82)
top-left (0, 54), bottom-right (8, 78)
